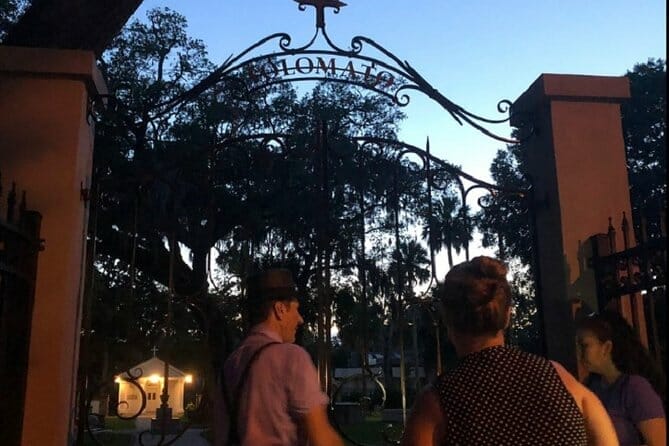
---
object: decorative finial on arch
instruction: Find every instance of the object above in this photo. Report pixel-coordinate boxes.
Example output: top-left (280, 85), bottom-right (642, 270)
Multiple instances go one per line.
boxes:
top-left (294, 0), bottom-right (347, 29)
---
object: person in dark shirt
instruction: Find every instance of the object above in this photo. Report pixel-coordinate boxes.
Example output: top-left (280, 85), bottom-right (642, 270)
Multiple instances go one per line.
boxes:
top-left (401, 256), bottom-right (617, 446)
top-left (577, 311), bottom-right (666, 446)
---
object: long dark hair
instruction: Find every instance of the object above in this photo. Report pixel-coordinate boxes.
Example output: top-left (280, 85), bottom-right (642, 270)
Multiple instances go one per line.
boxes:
top-left (577, 310), bottom-right (665, 404)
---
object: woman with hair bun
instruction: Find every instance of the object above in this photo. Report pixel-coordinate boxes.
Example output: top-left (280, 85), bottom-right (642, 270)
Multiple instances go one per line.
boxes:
top-left (401, 256), bottom-right (618, 446)
top-left (577, 311), bottom-right (666, 446)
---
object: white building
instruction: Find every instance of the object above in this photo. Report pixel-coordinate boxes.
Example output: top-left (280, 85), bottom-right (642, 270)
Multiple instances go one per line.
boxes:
top-left (116, 356), bottom-right (193, 417)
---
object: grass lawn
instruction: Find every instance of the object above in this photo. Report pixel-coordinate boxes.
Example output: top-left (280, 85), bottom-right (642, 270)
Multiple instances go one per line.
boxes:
top-left (340, 414), bottom-right (403, 446)
top-left (197, 420), bottom-right (399, 446)
top-left (172, 414), bottom-right (404, 445)
top-left (80, 417), bottom-right (136, 446)
top-left (200, 429), bottom-right (213, 442)
top-left (104, 416), bottom-right (137, 431)
top-left (83, 431), bottom-right (134, 446)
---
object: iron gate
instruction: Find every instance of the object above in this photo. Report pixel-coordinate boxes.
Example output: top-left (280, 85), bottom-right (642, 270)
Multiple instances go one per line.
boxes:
top-left (0, 176), bottom-right (43, 446)
top-left (80, 2), bottom-right (532, 445)
top-left (591, 210), bottom-right (666, 365)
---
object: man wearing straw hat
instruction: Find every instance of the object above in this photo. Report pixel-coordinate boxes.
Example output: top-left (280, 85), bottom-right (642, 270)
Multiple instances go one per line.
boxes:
top-left (220, 268), bottom-right (343, 446)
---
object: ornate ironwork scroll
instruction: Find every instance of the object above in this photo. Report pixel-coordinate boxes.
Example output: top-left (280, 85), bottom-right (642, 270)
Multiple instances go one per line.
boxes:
top-left (115, 368), bottom-right (148, 421)
top-left (329, 365), bottom-right (388, 446)
top-left (156, 1), bottom-right (520, 144)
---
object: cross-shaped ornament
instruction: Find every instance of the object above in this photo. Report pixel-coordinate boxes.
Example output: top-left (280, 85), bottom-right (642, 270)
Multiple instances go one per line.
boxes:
top-left (151, 345), bottom-right (158, 357)
top-left (294, 0), bottom-right (347, 29)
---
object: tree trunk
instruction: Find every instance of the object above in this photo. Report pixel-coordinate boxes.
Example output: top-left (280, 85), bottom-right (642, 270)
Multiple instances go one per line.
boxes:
top-left (411, 308), bottom-right (420, 396)
top-left (382, 300), bottom-right (396, 404)
top-left (99, 347), bottom-right (110, 416)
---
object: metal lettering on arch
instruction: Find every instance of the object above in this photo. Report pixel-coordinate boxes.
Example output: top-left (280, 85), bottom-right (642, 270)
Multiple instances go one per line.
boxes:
top-left (161, 0), bottom-right (526, 145)
top-left (243, 55), bottom-right (396, 90)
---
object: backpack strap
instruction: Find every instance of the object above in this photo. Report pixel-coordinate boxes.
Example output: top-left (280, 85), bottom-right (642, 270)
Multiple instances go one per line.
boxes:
top-left (221, 341), bottom-right (281, 445)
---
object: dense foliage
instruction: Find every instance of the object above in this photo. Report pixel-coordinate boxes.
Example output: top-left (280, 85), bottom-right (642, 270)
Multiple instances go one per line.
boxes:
top-left (622, 59), bottom-right (666, 225)
top-left (84, 8), bottom-right (473, 419)
top-left (0, 0), bottom-right (29, 39)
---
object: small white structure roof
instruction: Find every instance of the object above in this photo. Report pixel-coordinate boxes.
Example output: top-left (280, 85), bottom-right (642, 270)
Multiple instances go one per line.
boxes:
top-left (120, 356), bottom-right (186, 379)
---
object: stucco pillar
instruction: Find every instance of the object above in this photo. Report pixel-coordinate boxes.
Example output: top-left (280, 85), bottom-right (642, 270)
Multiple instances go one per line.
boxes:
top-left (0, 46), bottom-right (106, 445)
top-left (511, 74), bottom-right (631, 375)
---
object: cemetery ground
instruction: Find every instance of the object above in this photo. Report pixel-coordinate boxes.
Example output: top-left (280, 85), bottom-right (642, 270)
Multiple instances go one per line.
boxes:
top-left (82, 412), bottom-right (402, 445)
top-left (82, 416), bottom-right (209, 446)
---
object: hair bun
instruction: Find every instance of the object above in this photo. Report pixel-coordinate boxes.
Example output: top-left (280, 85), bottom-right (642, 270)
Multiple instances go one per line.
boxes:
top-left (442, 256), bottom-right (508, 307)
top-left (440, 256), bottom-right (512, 335)
top-left (471, 256), bottom-right (508, 281)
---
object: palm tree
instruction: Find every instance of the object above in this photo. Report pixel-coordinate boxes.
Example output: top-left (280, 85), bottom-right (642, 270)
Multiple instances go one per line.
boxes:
top-left (389, 239), bottom-right (431, 289)
top-left (387, 239), bottom-right (430, 400)
top-left (423, 193), bottom-right (474, 268)
top-left (453, 204), bottom-right (474, 262)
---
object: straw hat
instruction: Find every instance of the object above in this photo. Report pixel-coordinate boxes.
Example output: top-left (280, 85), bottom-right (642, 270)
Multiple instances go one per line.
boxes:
top-left (246, 268), bottom-right (298, 302)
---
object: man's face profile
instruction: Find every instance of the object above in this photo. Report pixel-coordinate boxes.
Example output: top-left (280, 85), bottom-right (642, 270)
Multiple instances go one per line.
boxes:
top-left (280, 300), bottom-right (304, 343)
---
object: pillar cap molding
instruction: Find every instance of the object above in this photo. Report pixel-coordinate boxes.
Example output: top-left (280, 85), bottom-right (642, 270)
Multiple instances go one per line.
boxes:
top-left (0, 45), bottom-right (107, 96)
top-left (511, 74), bottom-right (630, 126)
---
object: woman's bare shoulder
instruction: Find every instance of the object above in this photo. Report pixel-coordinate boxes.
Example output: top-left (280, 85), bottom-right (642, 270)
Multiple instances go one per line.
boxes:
top-left (549, 360), bottom-right (589, 411)
top-left (418, 385), bottom-right (442, 411)
top-left (400, 385), bottom-right (445, 446)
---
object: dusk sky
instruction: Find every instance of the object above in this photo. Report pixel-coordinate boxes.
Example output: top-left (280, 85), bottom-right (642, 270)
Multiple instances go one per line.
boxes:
top-left (128, 0), bottom-right (666, 269)
top-left (130, 0), bottom-right (665, 176)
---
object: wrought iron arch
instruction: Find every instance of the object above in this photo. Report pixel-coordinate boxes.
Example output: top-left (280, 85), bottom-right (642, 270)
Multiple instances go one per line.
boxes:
top-left (152, 0), bottom-right (528, 145)
top-left (81, 2), bottom-right (537, 445)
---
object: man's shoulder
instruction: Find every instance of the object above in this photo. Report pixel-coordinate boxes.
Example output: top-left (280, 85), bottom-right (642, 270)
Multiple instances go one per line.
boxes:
top-left (268, 342), bottom-right (312, 359)
top-left (226, 336), bottom-right (284, 361)
top-left (258, 344), bottom-right (317, 380)
top-left (231, 335), bottom-right (314, 360)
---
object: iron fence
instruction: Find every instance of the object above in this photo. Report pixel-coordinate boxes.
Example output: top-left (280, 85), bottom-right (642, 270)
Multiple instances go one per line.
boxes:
top-left (0, 176), bottom-right (43, 446)
top-left (591, 209), bottom-right (666, 365)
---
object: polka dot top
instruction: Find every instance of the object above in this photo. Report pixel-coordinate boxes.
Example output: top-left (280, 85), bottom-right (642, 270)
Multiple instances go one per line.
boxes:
top-left (434, 345), bottom-right (587, 445)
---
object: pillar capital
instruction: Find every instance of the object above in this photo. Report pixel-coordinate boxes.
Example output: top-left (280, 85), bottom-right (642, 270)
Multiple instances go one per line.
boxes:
top-left (511, 74), bottom-right (629, 127)
top-left (0, 45), bottom-right (107, 96)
